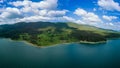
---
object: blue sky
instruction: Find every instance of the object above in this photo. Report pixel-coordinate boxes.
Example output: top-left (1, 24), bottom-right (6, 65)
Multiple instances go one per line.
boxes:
top-left (0, 0), bottom-right (120, 30)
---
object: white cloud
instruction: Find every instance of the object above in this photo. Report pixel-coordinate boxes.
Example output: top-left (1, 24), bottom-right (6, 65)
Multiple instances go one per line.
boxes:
top-left (98, 0), bottom-right (120, 11)
top-left (39, 9), bottom-right (48, 16)
top-left (109, 23), bottom-right (114, 26)
top-left (94, 22), bottom-right (120, 31)
top-left (9, 0), bottom-right (66, 18)
top-left (18, 15), bottom-right (66, 23)
top-left (39, 10), bottom-right (68, 17)
top-left (63, 16), bottom-right (86, 24)
top-left (37, 0), bottom-right (58, 10)
top-left (47, 10), bottom-right (68, 17)
top-left (19, 16), bottom-right (55, 22)
top-left (0, 0), bottom-right (119, 31)
top-left (102, 15), bottom-right (118, 21)
top-left (0, 0), bottom-right (68, 24)
top-left (74, 8), bottom-right (87, 16)
top-left (83, 12), bottom-right (101, 23)
top-left (74, 8), bottom-right (102, 24)
top-left (10, 0), bottom-right (58, 10)
top-left (0, 8), bottom-right (6, 12)
top-left (0, 7), bottom-right (22, 19)
top-left (63, 16), bottom-right (76, 22)
top-left (63, 8), bottom-right (102, 25)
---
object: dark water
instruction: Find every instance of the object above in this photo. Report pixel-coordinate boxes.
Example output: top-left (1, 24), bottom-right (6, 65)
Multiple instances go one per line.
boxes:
top-left (0, 39), bottom-right (120, 68)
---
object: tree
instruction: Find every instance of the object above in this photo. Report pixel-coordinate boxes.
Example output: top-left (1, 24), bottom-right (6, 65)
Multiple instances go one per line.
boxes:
top-left (19, 33), bottom-right (31, 41)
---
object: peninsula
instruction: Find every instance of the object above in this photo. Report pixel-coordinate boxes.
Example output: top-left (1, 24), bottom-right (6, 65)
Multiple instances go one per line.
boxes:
top-left (0, 22), bottom-right (120, 46)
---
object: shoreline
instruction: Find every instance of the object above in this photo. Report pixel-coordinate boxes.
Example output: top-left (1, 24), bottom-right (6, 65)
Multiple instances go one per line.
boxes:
top-left (2, 37), bottom-right (120, 48)
top-left (0, 38), bottom-right (108, 48)
top-left (17, 40), bottom-right (107, 48)
top-left (79, 40), bottom-right (106, 44)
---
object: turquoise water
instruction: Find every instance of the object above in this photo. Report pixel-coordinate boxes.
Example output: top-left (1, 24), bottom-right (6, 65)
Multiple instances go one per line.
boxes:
top-left (0, 39), bottom-right (120, 68)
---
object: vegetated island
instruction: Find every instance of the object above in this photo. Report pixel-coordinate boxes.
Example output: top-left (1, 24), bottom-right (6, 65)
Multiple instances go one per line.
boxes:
top-left (0, 22), bottom-right (120, 46)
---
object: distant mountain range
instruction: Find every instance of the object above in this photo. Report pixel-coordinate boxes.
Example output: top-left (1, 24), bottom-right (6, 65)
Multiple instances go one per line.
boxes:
top-left (0, 22), bottom-right (120, 46)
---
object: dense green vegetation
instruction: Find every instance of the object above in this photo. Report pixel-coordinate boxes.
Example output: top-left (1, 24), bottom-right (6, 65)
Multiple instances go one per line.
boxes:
top-left (0, 22), bottom-right (120, 46)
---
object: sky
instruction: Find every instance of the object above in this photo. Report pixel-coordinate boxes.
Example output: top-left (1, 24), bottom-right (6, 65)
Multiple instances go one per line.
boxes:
top-left (0, 0), bottom-right (120, 30)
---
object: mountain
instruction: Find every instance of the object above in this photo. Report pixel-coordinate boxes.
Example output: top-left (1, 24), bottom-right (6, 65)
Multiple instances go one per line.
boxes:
top-left (0, 22), bottom-right (120, 46)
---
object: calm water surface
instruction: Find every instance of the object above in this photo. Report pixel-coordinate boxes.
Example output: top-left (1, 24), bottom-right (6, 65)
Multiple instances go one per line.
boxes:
top-left (0, 38), bottom-right (120, 68)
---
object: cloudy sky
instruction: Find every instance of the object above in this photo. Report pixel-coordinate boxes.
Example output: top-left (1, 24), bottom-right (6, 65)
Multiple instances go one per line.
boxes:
top-left (0, 0), bottom-right (120, 30)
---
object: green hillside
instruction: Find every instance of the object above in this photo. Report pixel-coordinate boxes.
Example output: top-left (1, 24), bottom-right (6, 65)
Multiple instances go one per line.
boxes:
top-left (67, 22), bottom-right (118, 36)
top-left (0, 22), bottom-right (120, 46)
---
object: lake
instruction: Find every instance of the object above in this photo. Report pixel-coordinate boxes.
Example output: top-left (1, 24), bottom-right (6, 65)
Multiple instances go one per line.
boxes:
top-left (0, 38), bottom-right (120, 68)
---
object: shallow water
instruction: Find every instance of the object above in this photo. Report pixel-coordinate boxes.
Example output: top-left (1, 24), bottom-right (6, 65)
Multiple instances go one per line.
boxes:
top-left (0, 38), bottom-right (120, 68)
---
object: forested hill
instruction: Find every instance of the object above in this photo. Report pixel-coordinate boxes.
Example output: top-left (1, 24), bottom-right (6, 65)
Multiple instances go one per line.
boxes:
top-left (0, 22), bottom-right (120, 46)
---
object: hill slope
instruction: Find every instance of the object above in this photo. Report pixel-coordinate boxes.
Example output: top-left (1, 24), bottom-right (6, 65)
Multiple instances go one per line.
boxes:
top-left (0, 22), bottom-right (120, 46)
